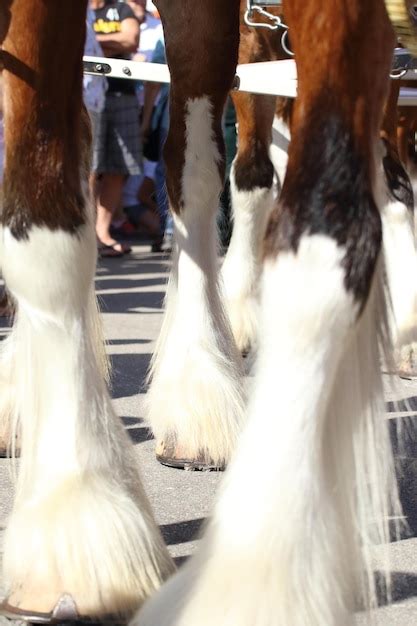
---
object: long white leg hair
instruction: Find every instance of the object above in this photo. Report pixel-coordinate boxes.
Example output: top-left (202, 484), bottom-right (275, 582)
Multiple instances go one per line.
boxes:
top-left (133, 232), bottom-right (400, 626)
top-left (147, 97), bottom-right (245, 468)
top-left (221, 93), bottom-right (277, 354)
top-left (375, 139), bottom-right (417, 376)
top-left (1, 208), bottom-right (173, 620)
top-left (221, 165), bottom-right (274, 354)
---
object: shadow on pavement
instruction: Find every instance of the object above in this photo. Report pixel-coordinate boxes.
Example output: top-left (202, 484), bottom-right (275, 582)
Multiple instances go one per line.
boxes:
top-left (127, 424), bottom-right (154, 444)
top-left (109, 353), bottom-right (152, 399)
top-left (122, 416), bottom-right (144, 426)
top-left (376, 571), bottom-right (417, 605)
top-left (160, 518), bottom-right (205, 546)
top-left (107, 338), bottom-right (152, 346)
top-left (390, 417), bottom-right (417, 538)
top-left (96, 253), bottom-right (170, 279)
top-left (99, 290), bottom-right (165, 314)
top-left (96, 277), bottom-right (167, 292)
top-left (387, 395), bottom-right (417, 413)
top-left (121, 416), bottom-right (153, 443)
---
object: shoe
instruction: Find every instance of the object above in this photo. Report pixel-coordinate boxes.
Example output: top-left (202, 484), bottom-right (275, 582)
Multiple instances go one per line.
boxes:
top-left (98, 241), bottom-right (132, 257)
top-left (151, 240), bottom-right (163, 253)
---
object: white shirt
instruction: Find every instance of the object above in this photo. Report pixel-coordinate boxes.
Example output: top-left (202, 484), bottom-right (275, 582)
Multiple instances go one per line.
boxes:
top-left (139, 13), bottom-right (163, 62)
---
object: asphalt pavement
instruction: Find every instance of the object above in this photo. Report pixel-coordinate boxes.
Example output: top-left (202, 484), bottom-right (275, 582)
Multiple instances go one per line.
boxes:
top-left (0, 241), bottom-right (416, 625)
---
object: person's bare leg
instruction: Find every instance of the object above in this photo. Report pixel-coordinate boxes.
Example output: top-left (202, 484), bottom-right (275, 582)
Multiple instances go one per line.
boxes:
top-left (96, 173), bottom-right (130, 252)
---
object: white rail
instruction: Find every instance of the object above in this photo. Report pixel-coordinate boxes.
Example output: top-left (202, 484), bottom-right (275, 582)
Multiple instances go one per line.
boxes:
top-left (83, 56), bottom-right (417, 105)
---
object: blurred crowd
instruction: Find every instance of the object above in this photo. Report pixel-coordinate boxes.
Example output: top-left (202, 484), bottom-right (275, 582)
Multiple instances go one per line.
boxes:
top-left (87, 0), bottom-right (172, 257)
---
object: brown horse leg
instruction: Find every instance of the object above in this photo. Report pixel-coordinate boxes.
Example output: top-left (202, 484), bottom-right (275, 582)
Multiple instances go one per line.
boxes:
top-left (0, 2), bottom-right (172, 620)
top-left (221, 91), bottom-right (276, 354)
top-left (221, 7), bottom-right (290, 354)
top-left (147, 0), bottom-right (244, 470)
top-left (0, 1), bottom-right (17, 458)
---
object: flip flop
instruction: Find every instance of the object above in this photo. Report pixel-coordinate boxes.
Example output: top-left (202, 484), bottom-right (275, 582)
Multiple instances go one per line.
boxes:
top-left (98, 243), bottom-right (124, 258)
top-left (107, 240), bottom-right (132, 254)
top-left (98, 241), bottom-right (132, 257)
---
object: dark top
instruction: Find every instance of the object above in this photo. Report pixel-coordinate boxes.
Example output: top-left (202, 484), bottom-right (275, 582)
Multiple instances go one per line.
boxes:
top-left (93, 1), bottom-right (136, 95)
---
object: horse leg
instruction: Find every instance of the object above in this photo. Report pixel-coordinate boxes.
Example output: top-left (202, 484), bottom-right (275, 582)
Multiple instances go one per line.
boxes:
top-left (0, 3), bottom-right (173, 621)
top-left (221, 91), bottom-right (276, 354)
top-left (135, 2), bottom-right (400, 625)
top-left (377, 81), bottom-right (417, 376)
top-left (147, 0), bottom-right (244, 469)
top-left (0, 1), bottom-right (17, 457)
top-left (221, 15), bottom-right (283, 354)
top-left (0, 330), bottom-right (19, 456)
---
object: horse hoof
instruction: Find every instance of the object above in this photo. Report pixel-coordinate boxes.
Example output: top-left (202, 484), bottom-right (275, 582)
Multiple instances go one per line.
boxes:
top-left (0, 433), bottom-right (20, 458)
top-left (0, 595), bottom-right (127, 625)
top-left (398, 369), bottom-right (417, 380)
top-left (155, 440), bottom-right (225, 471)
top-left (396, 347), bottom-right (417, 379)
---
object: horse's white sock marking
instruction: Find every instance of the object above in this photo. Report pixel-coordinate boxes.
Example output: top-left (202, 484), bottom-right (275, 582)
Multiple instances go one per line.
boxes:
top-left (221, 164), bottom-right (274, 352)
top-left (135, 234), bottom-right (398, 626)
top-left (374, 149), bottom-right (417, 373)
top-left (1, 220), bottom-right (172, 616)
top-left (148, 97), bottom-right (245, 465)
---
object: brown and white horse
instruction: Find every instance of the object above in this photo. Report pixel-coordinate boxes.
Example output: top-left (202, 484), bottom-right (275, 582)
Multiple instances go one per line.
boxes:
top-left (0, 1), bottom-right (173, 621)
top-left (0, 0), bottom-right (413, 625)
top-left (222, 2), bottom-right (417, 366)
top-left (221, 3), bottom-right (290, 355)
top-left (140, 1), bottom-right (402, 625)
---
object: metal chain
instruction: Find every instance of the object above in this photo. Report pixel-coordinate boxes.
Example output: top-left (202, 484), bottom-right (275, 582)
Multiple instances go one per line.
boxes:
top-left (244, 0), bottom-right (294, 55)
top-left (390, 47), bottom-right (416, 78)
top-left (244, 0), bottom-right (288, 31)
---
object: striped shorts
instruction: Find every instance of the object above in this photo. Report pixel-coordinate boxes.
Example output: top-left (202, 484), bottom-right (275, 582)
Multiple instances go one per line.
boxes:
top-left (92, 93), bottom-right (142, 176)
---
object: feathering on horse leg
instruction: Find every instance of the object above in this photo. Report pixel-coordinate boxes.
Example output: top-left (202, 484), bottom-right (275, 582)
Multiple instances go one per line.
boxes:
top-left (221, 93), bottom-right (276, 354)
top-left (136, 251), bottom-right (397, 626)
top-left (375, 93), bottom-right (417, 376)
top-left (248, 0), bottom-right (400, 620)
top-left (137, 5), bottom-right (401, 626)
top-left (0, 313), bottom-right (19, 456)
top-left (0, 3), bottom-right (17, 458)
top-left (1, 223), bottom-right (172, 619)
top-left (135, 231), bottom-right (367, 626)
top-left (148, 96), bottom-right (245, 469)
top-left (0, 2), bottom-right (173, 621)
top-left (147, 0), bottom-right (244, 469)
top-left (135, 8), bottom-right (401, 626)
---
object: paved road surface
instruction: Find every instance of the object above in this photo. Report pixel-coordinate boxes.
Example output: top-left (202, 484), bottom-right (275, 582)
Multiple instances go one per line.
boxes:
top-left (0, 242), bottom-right (416, 624)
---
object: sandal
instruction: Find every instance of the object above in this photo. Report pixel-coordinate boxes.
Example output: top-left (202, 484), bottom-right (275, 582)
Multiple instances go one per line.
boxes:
top-left (98, 241), bottom-right (132, 257)
top-left (98, 243), bottom-right (123, 258)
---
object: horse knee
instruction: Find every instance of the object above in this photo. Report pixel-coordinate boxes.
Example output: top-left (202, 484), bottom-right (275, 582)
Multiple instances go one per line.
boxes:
top-left (233, 149), bottom-right (274, 193)
top-left (1, 223), bottom-right (96, 317)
